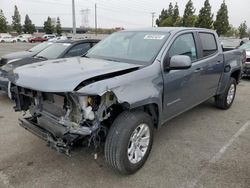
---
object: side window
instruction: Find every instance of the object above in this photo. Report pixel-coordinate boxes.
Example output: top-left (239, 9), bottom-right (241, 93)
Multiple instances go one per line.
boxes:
top-left (199, 33), bottom-right (217, 57)
top-left (169, 33), bottom-right (197, 61)
top-left (65, 43), bottom-right (91, 57)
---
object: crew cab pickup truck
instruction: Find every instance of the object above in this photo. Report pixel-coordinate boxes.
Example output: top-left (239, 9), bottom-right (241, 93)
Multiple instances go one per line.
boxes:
top-left (10, 28), bottom-right (245, 175)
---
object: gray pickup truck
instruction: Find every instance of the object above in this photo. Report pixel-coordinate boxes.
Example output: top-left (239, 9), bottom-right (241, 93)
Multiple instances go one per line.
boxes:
top-left (10, 28), bottom-right (245, 175)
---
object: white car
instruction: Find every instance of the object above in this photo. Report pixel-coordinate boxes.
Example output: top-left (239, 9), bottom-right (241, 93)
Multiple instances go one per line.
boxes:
top-left (15, 34), bottom-right (33, 42)
top-left (43, 34), bottom-right (56, 39)
top-left (48, 36), bottom-right (68, 42)
top-left (0, 36), bottom-right (16, 43)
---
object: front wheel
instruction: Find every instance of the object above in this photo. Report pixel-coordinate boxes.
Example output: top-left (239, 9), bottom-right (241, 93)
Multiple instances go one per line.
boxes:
top-left (105, 111), bottom-right (154, 175)
top-left (215, 77), bottom-right (237, 109)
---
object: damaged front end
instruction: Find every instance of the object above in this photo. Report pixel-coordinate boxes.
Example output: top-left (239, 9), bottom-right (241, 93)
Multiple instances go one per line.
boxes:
top-left (11, 85), bottom-right (119, 155)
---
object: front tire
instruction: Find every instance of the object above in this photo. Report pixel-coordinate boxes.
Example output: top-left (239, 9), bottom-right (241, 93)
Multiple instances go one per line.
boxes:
top-left (215, 77), bottom-right (237, 109)
top-left (105, 111), bottom-right (154, 175)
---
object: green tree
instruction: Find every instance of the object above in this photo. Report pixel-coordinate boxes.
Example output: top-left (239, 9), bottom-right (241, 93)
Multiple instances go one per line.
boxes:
top-left (55, 17), bottom-right (62, 35)
top-left (156, 9), bottom-right (168, 27)
top-left (12, 5), bottom-right (22, 34)
top-left (43, 16), bottom-right (55, 34)
top-left (195, 0), bottom-right (213, 29)
top-left (214, 0), bottom-right (229, 36)
top-left (238, 21), bottom-right (248, 39)
top-left (172, 3), bottom-right (180, 25)
top-left (183, 0), bottom-right (196, 27)
top-left (23, 14), bottom-right (36, 34)
top-left (225, 25), bottom-right (239, 37)
top-left (157, 2), bottom-right (176, 27)
top-left (0, 9), bottom-right (8, 33)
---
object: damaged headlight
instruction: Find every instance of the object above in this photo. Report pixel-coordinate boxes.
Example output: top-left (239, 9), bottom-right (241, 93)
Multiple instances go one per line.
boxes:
top-left (78, 96), bottom-right (95, 121)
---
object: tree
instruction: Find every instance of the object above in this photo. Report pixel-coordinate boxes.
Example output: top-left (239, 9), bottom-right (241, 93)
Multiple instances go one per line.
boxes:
top-left (156, 2), bottom-right (175, 27)
top-left (0, 9), bottom-right (8, 33)
top-left (225, 25), bottom-right (239, 37)
top-left (43, 16), bottom-right (55, 34)
top-left (156, 9), bottom-right (168, 27)
top-left (183, 0), bottom-right (196, 27)
top-left (55, 17), bottom-right (62, 35)
top-left (195, 0), bottom-right (213, 29)
top-left (23, 14), bottom-right (36, 34)
top-left (238, 21), bottom-right (248, 39)
top-left (12, 5), bottom-right (22, 34)
top-left (214, 0), bottom-right (229, 36)
top-left (172, 3), bottom-right (180, 25)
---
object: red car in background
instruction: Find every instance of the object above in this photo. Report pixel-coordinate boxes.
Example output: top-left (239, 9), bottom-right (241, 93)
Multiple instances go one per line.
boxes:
top-left (29, 37), bottom-right (48, 43)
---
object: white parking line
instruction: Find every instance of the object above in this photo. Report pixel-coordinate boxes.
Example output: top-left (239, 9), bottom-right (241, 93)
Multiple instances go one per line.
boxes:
top-left (186, 120), bottom-right (250, 188)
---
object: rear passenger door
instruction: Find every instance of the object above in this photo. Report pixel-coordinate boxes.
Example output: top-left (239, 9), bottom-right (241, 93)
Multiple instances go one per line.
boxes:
top-left (196, 32), bottom-right (224, 98)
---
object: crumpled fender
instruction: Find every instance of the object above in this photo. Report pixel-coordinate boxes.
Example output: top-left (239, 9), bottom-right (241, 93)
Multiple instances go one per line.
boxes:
top-left (77, 62), bottom-right (164, 123)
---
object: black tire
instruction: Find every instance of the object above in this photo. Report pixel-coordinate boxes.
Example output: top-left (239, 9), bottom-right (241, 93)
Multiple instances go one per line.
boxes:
top-left (105, 111), bottom-right (154, 175)
top-left (215, 77), bottom-right (237, 109)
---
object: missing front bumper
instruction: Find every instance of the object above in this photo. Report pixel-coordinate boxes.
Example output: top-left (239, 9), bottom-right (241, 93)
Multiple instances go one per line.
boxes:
top-left (19, 117), bottom-right (91, 155)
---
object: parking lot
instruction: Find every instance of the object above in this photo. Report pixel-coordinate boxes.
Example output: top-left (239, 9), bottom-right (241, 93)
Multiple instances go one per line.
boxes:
top-left (0, 43), bottom-right (250, 188)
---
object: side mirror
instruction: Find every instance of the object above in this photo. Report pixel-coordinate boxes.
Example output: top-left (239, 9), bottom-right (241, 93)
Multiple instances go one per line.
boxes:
top-left (169, 55), bottom-right (192, 70)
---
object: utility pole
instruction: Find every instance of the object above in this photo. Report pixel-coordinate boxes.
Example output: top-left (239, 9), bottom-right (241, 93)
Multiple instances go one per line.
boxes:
top-left (95, 3), bottom-right (97, 35)
top-left (72, 0), bottom-right (76, 37)
top-left (151, 12), bottom-right (156, 27)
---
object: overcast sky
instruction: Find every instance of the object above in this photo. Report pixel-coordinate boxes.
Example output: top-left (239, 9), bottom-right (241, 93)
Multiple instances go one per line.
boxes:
top-left (1, 0), bottom-right (249, 29)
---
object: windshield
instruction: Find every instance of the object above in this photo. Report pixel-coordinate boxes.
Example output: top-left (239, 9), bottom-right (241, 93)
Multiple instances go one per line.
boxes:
top-left (87, 31), bottom-right (170, 65)
top-left (29, 42), bottom-right (53, 53)
top-left (36, 43), bottom-right (71, 59)
top-left (239, 41), bottom-right (250, 51)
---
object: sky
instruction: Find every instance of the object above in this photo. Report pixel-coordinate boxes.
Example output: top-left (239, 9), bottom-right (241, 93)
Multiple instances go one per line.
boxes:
top-left (0, 0), bottom-right (250, 29)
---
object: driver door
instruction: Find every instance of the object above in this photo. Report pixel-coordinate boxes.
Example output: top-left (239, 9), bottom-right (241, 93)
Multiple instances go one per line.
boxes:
top-left (162, 32), bottom-right (204, 122)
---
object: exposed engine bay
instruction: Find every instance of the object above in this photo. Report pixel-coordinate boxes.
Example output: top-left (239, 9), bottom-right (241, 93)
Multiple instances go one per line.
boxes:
top-left (11, 85), bottom-right (121, 155)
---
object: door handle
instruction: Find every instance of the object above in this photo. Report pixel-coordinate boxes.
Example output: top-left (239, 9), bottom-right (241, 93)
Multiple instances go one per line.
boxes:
top-left (194, 68), bottom-right (203, 73)
top-left (216, 60), bottom-right (222, 65)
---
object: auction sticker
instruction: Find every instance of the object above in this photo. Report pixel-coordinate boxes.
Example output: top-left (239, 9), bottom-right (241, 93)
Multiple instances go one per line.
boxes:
top-left (144, 35), bottom-right (165, 40)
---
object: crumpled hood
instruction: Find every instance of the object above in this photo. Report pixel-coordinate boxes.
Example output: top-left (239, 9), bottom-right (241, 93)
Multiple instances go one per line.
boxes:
top-left (11, 57), bottom-right (141, 92)
top-left (2, 51), bottom-right (35, 60)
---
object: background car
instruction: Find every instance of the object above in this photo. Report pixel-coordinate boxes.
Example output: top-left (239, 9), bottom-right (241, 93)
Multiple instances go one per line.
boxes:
top-left (29, 37), bottom-right (48, 43)
top-left (15, 34), bottom-right (33, 42)
top-left (0, 36), bottom-right (16, 43)
top-left (0, 39), bottom-right (100, 94)
top-left (43, 34), bottom-right (56, 40)
top-left (0, 42), bottom-right (54, 66)
top-left (239, 41), bottom-right (250, 77)
top-left (48, 36), bottom-right (68, 42)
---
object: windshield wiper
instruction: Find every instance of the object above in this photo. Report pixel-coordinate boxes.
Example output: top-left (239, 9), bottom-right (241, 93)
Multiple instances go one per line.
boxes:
top-left (35, 55), bottom-right (48, 60)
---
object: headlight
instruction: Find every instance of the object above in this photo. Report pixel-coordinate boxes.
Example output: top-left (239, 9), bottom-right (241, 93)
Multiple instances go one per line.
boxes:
top-left (78, 96), bottom-right (95, 121)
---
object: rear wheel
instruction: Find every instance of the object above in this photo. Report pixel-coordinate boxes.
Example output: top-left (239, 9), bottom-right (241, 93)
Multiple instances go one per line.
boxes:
top-left (105, 111), bottom-right (154, 175)
top-left (215, 77), bottom-right (237, 109)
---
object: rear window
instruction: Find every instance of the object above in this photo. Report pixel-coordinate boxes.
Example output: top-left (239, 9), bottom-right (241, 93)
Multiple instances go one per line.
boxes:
top-left (199, 33), bottom-right (218, 57)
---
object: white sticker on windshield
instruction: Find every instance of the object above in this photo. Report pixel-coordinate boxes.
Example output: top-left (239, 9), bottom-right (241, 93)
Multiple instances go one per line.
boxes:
top-left (63, 43), bottom-right (71, 46)
top-left (144, 35), bottom-right (165, 40)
